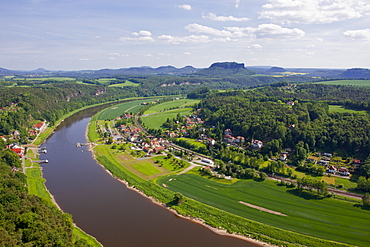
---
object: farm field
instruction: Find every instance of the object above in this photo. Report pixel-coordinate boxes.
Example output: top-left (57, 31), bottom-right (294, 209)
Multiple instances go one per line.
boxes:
top-left (157, 173), bottom-right (370, 247)
top-left (108, 80), bottom-right (140, 87)
top-left (317, 80), bottom-right (370, 87)
top-left (143, 99), bottom-right (199, 115)
top-left (95, 99), bottom-right (151, 120)
top-left (329, 105), bottom-right (368, 114)
top-left (13, 77), bottom-right (77, 81)
top-left (141, 108), bottom-right (193, 129)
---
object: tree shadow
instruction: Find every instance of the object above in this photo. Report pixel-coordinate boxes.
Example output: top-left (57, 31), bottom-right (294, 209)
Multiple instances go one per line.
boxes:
top-left (353, 204), bottom-right (370, 211)
top-left (287, 189), bottom-right (327, 200)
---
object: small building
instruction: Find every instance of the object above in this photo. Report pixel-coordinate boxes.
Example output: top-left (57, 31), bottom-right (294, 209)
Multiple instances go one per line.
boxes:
top-left (286, 101), bottom-right (295, 106)
top-left (251, 139), bottom-right (263, 149)
top-left (338, 167), bottom-right (350, 176)
top-left (280, 154), bottom-right (287, 161)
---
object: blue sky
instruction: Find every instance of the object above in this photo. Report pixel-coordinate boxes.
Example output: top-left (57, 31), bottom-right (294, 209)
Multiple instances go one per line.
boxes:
top-left (1, 0), bottom-right (370, 70)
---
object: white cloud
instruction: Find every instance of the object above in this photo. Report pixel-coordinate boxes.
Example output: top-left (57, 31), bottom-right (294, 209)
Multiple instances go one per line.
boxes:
top-left (250, 24), bottom-right (305, 39)
top-left (158, 34), bottom-right (210, 44)
top-left (177, 4), bottom-right (192, 11)
top-left (260, 0), bottom-right (368, 24)
top-left (185, 23), bottom-right (233, 36)
top-left (132, 30), bottom-right (152, 37)
top-left (235, 0), bottom-right (240, 8)
top-left (78, 58), bottom-right (90, 61)
top-left (119, 30), bottom-right (154, 42)
top-left (184, 52), bottom-right (191, 55)
top-left (343, 29), bottom-right (370, 40)
top-left (226, 24), bottom-right (305, 39)
top-left (248, 44), bottom-right (262, 49)
top-left (202, 13), bottom-right (250, 22)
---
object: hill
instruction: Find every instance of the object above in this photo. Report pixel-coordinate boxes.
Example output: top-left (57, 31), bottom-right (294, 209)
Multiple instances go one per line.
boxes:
top-left (195, 62), bottom-right (256, 77)
top-left (340, 68), bottom-right (370, 78)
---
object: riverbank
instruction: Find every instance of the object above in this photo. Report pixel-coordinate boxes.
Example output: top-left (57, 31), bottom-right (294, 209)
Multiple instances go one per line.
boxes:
top-left (87, 120), bottom-right (353, 247)
top-left (88, 142), bottom-right (269, 247)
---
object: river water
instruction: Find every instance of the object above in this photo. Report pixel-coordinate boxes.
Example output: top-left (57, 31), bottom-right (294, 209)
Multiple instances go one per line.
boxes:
top-left (40, 107), bottom-right (259, 247)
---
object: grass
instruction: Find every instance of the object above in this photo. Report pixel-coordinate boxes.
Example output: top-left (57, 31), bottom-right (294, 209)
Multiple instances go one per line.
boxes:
top-left (94, 99), bottom-right (150, 120)
top-left (132, 162), bottom-right (162, 176)
top-left (26, 168), bottom-right (53, 203)
top-left (329, 105), bottom-right (368, 114)
top-left (14, 77), bottom-right (77, 81)
top-left (72, 228), bottom-right (102, 247)
top-left (108, 80), bottom-right (140, 87)
top-left (317, 80), bottom-right (370, 87)
top-left (178, 138), bottom-right (207, 149)
top-left (143, 99), bottom-right (200, 115)
top-left (157, 174), bottom-right (369, 247)
top-left (141, 108), bottom-right (193, 129)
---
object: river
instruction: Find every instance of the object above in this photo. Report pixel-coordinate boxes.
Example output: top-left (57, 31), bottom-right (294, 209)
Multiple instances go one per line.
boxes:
top-left (40, 107), bottom-right (260, 247)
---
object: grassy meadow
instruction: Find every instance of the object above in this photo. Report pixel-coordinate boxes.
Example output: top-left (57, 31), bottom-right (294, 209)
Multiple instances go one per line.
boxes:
top-left (94, 99), bottom-right (149, 120)
top-left (143, 99), bottom-right (200, 115)
top-left (108, 80), bottom-right (140, 87)
top-left (317, 80), bottom-right (370, 87)
top-left (157, 173), bottom-right (369, 246)
top-left (329, 105), bottom-right (368, 114)
top-left (141, 108), bottom-right (193, 129)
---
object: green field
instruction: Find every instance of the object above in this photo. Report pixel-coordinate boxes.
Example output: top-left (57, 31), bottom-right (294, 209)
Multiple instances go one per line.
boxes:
top-left (157, 174), bottom-right (369, 247)
top-left (132, 162), bottom-right (162, 176)
top-left (95, 99), bottom-right (150, 120)
top-left (143, 99), bottom-right (200, 115)
top-left (108, 80), bottom-right (140, 87)
top-left (329, 105), bottom-right (368, 114)
top-left (178, 138), bottom-right (207, 149)
top-left (26, 168), bottom-right (53, 203)
top-left (14, 77), bottom-right (77, 81)
top-left (141, 108), bottom-right (193, 129)
top-left (317, 80), bottom-right (370, 87)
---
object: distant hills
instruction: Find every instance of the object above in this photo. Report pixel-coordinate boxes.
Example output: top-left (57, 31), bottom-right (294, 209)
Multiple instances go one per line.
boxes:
top-left (195, 62), bottom-right (256, 77)
top-left (340, 68), bottom-right (370, 78)
top-left (0, 63), bottom-right (369, 79)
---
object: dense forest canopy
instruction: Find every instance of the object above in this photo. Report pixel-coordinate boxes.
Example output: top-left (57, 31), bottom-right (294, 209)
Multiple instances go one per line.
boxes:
top-left (195, 84), bottom-right (370, 158)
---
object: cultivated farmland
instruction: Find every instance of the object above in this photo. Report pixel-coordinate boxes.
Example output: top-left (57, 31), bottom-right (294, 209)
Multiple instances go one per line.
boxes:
top-left (94, 99), bottom-right (150, 120)
top-left (317, 80), bottom-right (370, 87)
top-left (141, 108), bottom-right (193, 129)
top-left (143, 99), bottom-right (200, 115)
top-left (157, 173), bottom-right (370, 247)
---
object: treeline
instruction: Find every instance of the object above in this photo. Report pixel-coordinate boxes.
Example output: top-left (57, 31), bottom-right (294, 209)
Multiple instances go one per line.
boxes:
top-left (0, 83), bottom-right (136, 140)
top-left (0, 140), bottom-right (91, 246)
top-left (197, 87), bottom-right (370, 158)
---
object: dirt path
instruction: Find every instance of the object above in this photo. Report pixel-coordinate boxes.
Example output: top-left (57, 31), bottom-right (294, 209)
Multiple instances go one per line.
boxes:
top-left (239, 201), bottom-right (288, 216)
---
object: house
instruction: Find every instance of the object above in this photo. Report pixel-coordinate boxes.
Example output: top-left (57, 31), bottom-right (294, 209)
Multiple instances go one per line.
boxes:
top-left (318, 160), bottom-right (329, 166)
top-left (33, 121), bottom-right (47, 132)
top-left (154, 146), bottom-right (164, 153)
top-left (286, 101), bottom-right (295, 106)
top-left (280, 154), bottom-right (287, 161)
top-left (143, 146), bottom-right (152, 153)
top-left (207, 139), bottom-right (216, 145)
top-left (224, 134), bottom-right (235, 143)
top-left (323, 153), bottom-right (332, 157)
top-left (327, 165), bottom-right (336, 174)
top-left (224, 129), bottom-right (232, 135)
top-left (338, 167), bottom-right (350, 176)
top-left (251, 139), bottom-right (263, 149)
top-left (235, 136), bottom-right (245, 144)
top-left (0, 136), bottom-right (6, 141)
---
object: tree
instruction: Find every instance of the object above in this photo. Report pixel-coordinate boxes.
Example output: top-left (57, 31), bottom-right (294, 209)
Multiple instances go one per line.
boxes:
top-left (259, 172), bottom-right (268, 181)
top-left (362, 193), bottom-right (370, 208)
top-left (173, 192), bottom-right (184, 205)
